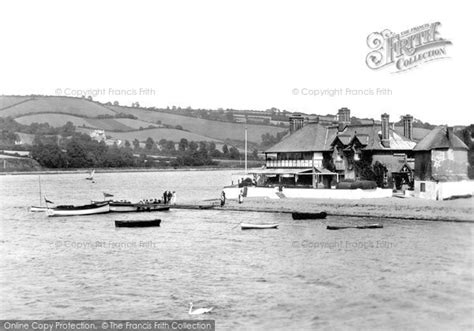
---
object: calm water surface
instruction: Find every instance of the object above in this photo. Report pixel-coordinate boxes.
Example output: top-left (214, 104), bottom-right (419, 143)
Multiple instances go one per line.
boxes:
top-left (0, 170), bottom-right (473, 330)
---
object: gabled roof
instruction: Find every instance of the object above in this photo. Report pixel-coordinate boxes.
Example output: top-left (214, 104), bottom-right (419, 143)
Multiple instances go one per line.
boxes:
top-left (413, 126), bottom-right (468, 151)
top-left (266, 122), bottom-right (417, 153)
top-left (265, 123), bottom-right (333, 152)
top-left (394, 125), bottom-right (432, 142)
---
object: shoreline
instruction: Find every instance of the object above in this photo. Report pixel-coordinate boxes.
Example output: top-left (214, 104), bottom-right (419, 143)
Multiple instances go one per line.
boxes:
top-left (179, 196), bottom-right (474, 223)
top-left (0, 166), bottom-right (245, 176)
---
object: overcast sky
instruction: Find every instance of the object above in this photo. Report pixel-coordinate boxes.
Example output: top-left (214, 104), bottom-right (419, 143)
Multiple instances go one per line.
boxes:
top-left (0, 0), bottom-right (472, 125)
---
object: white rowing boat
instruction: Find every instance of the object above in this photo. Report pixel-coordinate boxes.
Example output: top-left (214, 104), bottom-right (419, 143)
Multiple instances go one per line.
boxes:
top-left (241, 223), bottom-right (279, 230)
top-left (47, 201), bottom-right (110, 217)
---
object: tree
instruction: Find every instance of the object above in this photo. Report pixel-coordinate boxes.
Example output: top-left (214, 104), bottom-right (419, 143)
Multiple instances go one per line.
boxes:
top-left (189, 141), bottom-right (198, 152)
top-left (145, 137), bottom-right (155, 150)
top-left (251, 149), bottom-right (259, 160)
top-left (179, 138), bottom-right (189, 152)
top-left (229, 146), bottom-right (240, 160)
top-left (165, 140), bottom-right (176, 153)
top-left (31, 143), bottom-right (67, 168)
top-left (222, 144), bottom-right (229, 156)
top-left (133, 139), bottom-right (140, 150)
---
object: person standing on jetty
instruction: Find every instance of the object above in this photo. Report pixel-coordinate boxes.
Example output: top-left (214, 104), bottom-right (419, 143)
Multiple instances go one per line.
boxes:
top-left (220, 191), bottom-right (226, 207)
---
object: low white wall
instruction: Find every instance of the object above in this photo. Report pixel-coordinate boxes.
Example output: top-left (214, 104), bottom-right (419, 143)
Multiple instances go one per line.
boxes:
top-left (223, 186), bottom-right (392, 200)
top-left (414, 180), bottom-right (474, 200)
top-left (283, 187), bottom-right (392, 199)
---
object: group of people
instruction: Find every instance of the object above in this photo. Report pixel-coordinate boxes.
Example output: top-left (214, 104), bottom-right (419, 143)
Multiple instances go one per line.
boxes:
top-left (163, 190), bottom-right (176, 205)
top-left (219, 189), bottom-right (244, 206)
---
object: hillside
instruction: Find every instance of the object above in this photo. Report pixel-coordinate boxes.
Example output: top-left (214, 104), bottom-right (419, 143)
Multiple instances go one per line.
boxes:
top-left (77, 127), bottom-right (222, 144)
top-left (107, 106), bottom-right (286, 143)
top-left (15, 113), bottom-right (159, 131)
top-left (0, 95), bottom-right (287, 146)
top-left (0, 96), bottom-right (116, 118)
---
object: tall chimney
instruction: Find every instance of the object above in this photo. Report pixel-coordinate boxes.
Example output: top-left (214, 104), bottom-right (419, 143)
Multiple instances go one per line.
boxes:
top-left (338, 107), bottom-right (351, 131)
top-left (289, 115), bottom-right (305, 134)
top-left (381, 113), bottom-right (390, 148)
top-left (402, 114), bottom-right (413, 140)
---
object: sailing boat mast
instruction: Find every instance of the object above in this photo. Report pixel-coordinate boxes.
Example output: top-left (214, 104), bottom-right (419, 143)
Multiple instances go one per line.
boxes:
top-left (38, 175), bottom-right (42, 206)
top-left (244, 126), bottom-right (248, 174)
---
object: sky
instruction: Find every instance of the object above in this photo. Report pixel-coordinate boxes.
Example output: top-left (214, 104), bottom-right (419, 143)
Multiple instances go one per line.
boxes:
top-left (0, 0), bottom-right (472, 126)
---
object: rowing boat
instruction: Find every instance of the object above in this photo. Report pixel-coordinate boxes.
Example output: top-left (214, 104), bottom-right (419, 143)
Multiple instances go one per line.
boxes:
top-left (136, 204), bottom-right (170, 212)
top-left (115, 219), bottom-right (161, 228)
top-left (198, 205), bottom-right (215, 209)
top-left (292, 212), bottom-right (327, 220)
top-left (326, 224), bottom-right (383, 230)
top-left (241, 223), bottom-right (278, 230)
top-left (47, 201), bottom-right (110, 217)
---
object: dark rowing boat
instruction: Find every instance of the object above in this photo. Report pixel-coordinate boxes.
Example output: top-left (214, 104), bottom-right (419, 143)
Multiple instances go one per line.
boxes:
top-left (115, 219), bottom-right (162, 228)
top-left (198, 205), bottom-right (215, 209)
top-left (326, 224), bottom-right (383, 230)
top-left (292, 212), bottom-right (327, 220)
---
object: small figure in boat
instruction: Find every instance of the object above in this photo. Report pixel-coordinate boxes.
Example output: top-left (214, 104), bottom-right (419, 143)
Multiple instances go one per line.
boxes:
top-left (167, 191), bottom-right (173, 204)
top-left (220, 191), bottom-right (226, 207)
top-left (163, 191), bottom-right (168, 204)
top-left (171, 191), bottom-right (177, 205)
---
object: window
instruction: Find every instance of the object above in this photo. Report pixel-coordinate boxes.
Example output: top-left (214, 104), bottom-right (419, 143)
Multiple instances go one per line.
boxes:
top-left (420, 183), bottom-right (426, 192)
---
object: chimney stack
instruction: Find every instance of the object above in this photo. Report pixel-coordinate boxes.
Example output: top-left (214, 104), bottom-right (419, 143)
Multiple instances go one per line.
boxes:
top-left (381, 113), bottom-right (390, 148)
top-left (402, 114), bottom-right (413, 140)
top-left (338, 107), bottom-right (351, 131)
top-left (289, 115), bottom-right (305, 134)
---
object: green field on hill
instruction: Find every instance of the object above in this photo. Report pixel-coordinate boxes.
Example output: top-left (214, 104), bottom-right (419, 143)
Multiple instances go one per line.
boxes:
top-left (0, 96), bottom-right (115, 118)
top-left (78, 127), bottom-right (223, 144)
top-left (108, 106), bottom-right (286, 143)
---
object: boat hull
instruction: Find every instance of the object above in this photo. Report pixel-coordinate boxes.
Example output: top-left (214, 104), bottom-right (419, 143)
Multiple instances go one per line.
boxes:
top-left (136, 204), bottom-right (170, 212)
top-left (47, 202), bottom-right (110, 217)
top-left (327, 224), bottom-right (383, 230)
top-left (30, 206), bottom-right (49, 212)
top-left (292, 212), bottom-right (327, 220)
top-left (115, 219), bottom-right (161, 228)
top-left (241, 223), bottom-right (278, 230)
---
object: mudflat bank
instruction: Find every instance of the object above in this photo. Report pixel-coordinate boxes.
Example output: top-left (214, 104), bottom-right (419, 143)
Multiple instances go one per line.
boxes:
top-left (187, 196), bottom-right (474, 223)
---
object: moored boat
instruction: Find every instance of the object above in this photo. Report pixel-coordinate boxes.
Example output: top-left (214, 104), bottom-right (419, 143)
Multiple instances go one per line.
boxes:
top-left (92, 200), bottom-right (171, 213)
top-left (241, 223), bottom-right (278, 230)
top-left (198, 205), bottom-right (215, 209)
top-left (29, 206), bottom-right (49, 212)
top-left (47, 201), bottom-right (110, 217)
top-left (109, 201), bottom-right (138, 212)
top-left (291, 212), bottom-right (327, 220)
top-left (327, 224), bottom-right (383, 230)
top-left (136, 204), bottom-right (170, 212)
top-left (115, 219), bottom-right (161, 228)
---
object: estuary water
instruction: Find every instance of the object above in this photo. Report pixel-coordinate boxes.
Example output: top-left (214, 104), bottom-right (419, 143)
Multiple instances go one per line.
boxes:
top-left (0, 170), bottom-right (473, 330)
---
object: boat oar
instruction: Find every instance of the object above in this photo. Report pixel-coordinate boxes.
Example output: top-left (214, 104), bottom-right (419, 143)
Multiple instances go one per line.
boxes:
top-left (327, 224), bottom-right (383, 230)
top-left (231, 223), bottom-right (241, 229)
